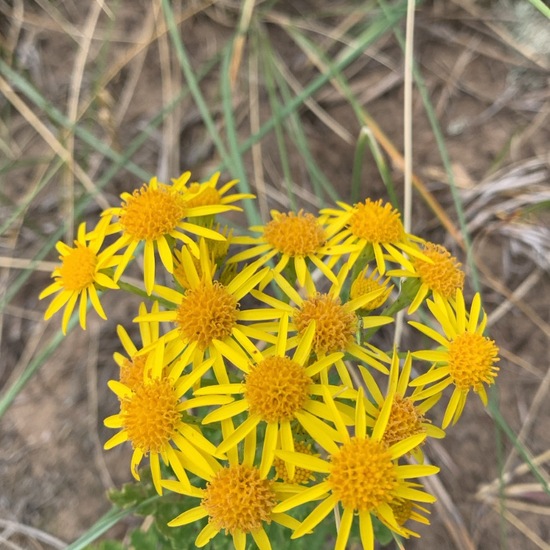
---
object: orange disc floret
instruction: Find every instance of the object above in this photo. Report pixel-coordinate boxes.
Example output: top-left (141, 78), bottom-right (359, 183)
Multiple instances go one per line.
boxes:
top-left (294, 294), bottom-right (357, 354)
top-left (328, 437), bottom-right (398, 512)
top-left (175, 281), bottom-right (238, 349)
top-left (348, 199), bottom-right (404, 243)
top-left (382, 395), bottom-right (426, 448)
top-left (413, 243), bottom-right (464, 298)
top-left (245, 357), bottom-right (312, 423)
top-left (263, 210), bottom-right (326, 256)
top-left (448, 333), bottom-right (500, 391)
top-left (119, 353), bottom-right (149, 391)
top-left (350, 269), bottom-right (392, 310)
top-left (120, 378), bottom-right (180, 454)
top-left (202, 465), bottom-right (277, 534)
top-left (119, 183), bottom-right (187, 240)
top-left (58, 244), bottom-right (98, 291)
top-left (274, 441), bottom-right (316, 484)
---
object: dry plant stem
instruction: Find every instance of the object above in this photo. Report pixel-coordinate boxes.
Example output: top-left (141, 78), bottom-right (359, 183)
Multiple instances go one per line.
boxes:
top-left (157, 0), bottom-right (180, 180)
top-left (494, 505), bottom-right (550, 550)
top-left (479, 450), bottom-right (550, 498)
top-left (421, 470), bottom-right (476, 550)
top-left (229, 0), bottom-right (256, 89)
top-left (64, 0), bottom-right (103, 242)
top-left (477, 262), bottom-right (550, 339)
top-left (0, 519), bottom-right (66, 550)
top-left (451, 0), bottom-right (550, 71)
top-left (273, 54), bottom-right (354, 145)
top-left (394, 0), bottom-right (415, 349)
top-left (502, 360), bottom-right (550, 476)
top-left (487, 270), bottom-right (542, 328)
top-left (248, 43), bottom-right (269, 220)
top-left (0, 75), bottom-right (110, 211)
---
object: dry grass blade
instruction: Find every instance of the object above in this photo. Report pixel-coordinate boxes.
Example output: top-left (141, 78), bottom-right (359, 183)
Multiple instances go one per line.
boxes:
top-left (0, 76), bottom-right (110, 211)
top-left (465, 159), bottom-right (550, 273)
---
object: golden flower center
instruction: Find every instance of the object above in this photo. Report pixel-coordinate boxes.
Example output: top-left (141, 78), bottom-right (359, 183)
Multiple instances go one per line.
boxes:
top-left (263, 211), bottom-right (326, 256)
top-left (245, 356), bottom-right (311, 423)
top-left (183, 183), bottom-right (222, 208)
top-left (382, 395), bottom-right (426, 447)
top-left (294, 294), bottom-right (357, 354)
top-left (121, 378), bottom-right (180, 454)
top-left (328, 437), bottom-right (398, 512)
top-left (176, 281), bottom-right (238, 349)
top-left (350, 274), bottom-right (390, 310)
top-left (448, 332), bottom-right (500, 391)
top-left (59, 244), bottom-right (98, 291)
top-left (119, 184), bottom-right (186, 240)
top-left (348, 199), bottom-right (404, 243)
top-left (202, 465), bottom-right (276, 535)
top-left (120, 353), bottom-right (149, 392)
top-left (274, 441), bottom-right (315, 484)
top-left (413, 243), bottom-right (464, 298)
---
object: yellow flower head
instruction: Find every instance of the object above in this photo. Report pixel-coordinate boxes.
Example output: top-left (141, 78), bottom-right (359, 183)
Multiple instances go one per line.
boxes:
top-left (272, 386), bottom-right (439, 550)
top-left (104, 343), bottom-right (221, 495)
top-left (189, 314), bottom-right (353, 479)
top-left (114, 302), bottom-right (163, 391)
top-left (102, 172), bottom-right (241, 294)
top-left (320, 199), bottom-right (429, 275)
top-left (350, 267), bottom-right (393, 312)
top-left (203, 465), bottom-right (277, 534)
top-left (410, 290), bottom-right (500, 428)
top-left (388, 242), bottom-right (464, 313)
top-left (251, 268), bottom-right (393, 384)
top-left (164, 440), bottom-right (301, 550)
top-left (360, 352), bottom-right (445, 462)
top-left (229, 209), bottom-right (338, 288)
top-left (183, 171), bottom-right (254, 209)
top-left (39, 217), bottom-right (119, 333)
top-left (134, 240), bottom-right (273, 384)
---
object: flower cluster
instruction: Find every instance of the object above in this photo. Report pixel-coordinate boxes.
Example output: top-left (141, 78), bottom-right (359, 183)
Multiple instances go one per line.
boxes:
top-left (40, 171), bottom-right (500, 549)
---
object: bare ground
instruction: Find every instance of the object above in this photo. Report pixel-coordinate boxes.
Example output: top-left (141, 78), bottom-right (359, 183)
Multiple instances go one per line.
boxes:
top-left (1, 1), bottom-right (549, 549)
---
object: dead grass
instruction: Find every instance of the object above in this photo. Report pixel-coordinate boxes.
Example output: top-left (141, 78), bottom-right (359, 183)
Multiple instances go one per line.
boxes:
top-left (0, 0), bottom-right (549, 548)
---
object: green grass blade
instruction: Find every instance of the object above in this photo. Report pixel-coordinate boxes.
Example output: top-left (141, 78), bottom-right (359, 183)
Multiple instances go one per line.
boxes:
top-left (236, 2), bottom-right (408, 158)
top-left (220, 42), bottom-right (261, 226)
top-left (161, 0), bottom-right (232, 170)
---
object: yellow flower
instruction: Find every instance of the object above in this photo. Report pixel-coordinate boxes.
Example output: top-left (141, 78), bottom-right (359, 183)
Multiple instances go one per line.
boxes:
top-left (102, 172), bottom-right (241, 294)
top-left (383, 494), bottom-right (431, 539)
top-left (186, 314), bottom-right (353, 479)
top-left (252, 267), bottom-right (393, 384)
top-left (360, 352), bottom-right (445, 462)
top-left (163, 432), bottom-right (302, 550)
top-left (39, 216), bottom-right (119, 334)
top-left (349, 266), bottom-right (393, 312)
top-left (320, 199), bottom-right (430, 275)
top-left (273, 440), bottom-right (317, 485)
top-left (183, 171), bottom-right (255, 210)
top-left (228, 210), bottom-right (338, 288)
top-left (409, 290), bottom-right (500, 428)
top-left (134, 240), bottom-right (274, 384)
top-left (103, 340), bottom-right (226, 495)
top-left (388, 242), bottom-right (464, 314)
top-left (114, 302), bottom-right (162, 391)
top-left (272, 386), bottom-right (439, 550)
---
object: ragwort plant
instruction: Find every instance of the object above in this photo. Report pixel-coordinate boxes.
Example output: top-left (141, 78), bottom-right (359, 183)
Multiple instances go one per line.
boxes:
top-left (40, 171), bottom-right (500, 549)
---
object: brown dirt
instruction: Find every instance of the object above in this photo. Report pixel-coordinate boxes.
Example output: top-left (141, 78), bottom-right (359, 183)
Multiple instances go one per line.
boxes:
top-left (1, 1), bottom-right (549, 549)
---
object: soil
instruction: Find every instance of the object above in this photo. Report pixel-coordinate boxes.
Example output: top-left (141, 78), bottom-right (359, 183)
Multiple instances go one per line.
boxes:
top-left (1, 1), bottom-right (549, 549)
